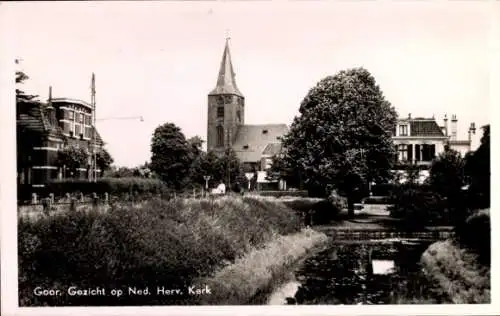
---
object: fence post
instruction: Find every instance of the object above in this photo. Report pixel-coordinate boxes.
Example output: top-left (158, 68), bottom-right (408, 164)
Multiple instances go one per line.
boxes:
top-left (92, 192), bottom-right (98, 209)
top-left (79, 192), bottom-right (84, 202)
top-left (70, 197), bottom-right (76, 212)
top-left (31, 193), bottom-right (37, 204)
top-left (42, 197), bottom-right (51, 215)
top-left (104, 192), bottom-right (109, 204)
top-left (65, 193), bottom-right (71, 201)
top-left (49, 193), bottom-right (55, 204)
top-left (193, 188), bottom-right (196, 199)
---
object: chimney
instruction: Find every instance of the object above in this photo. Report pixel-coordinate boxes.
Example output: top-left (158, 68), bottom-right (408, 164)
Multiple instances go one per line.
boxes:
top-left (450, 114), bottom-right (458, 141)
top-left (46, 86), bottom-right (57, 126)
top-left (443, 114), bottom-right (448, 136)
top-left (468, 122), bottom-right (476, 144)
top-left (408, 113), bottom-right (411, 119)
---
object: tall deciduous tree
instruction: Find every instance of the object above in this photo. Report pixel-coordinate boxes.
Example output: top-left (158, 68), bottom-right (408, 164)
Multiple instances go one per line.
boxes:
top-left (150, 123), bottom-right (193, 189)
top-left (279, 68), bottom-right (397, 216)
top-left (464, 125), bottom-right (490, 209)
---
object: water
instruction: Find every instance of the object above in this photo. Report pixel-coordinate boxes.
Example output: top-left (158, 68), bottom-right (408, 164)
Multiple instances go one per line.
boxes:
top-left (268, 239), bottom-right (434, 305)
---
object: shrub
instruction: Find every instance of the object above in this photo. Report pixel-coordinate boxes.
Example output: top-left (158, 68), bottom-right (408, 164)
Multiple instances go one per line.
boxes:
top-left (18, 195), bottom-right (302, 306)
top-left (455, 209), bottom-right (490, 265)
top-left (390, 184), bottom-right (447, 230)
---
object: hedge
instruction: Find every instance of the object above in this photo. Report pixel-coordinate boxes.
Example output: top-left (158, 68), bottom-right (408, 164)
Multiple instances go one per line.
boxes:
top-left (18, 177), bottom-right (168, 201)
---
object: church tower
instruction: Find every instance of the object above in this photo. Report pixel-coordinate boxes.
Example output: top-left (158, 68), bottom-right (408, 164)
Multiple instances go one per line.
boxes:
top-left (207, 38), bottom-right (245, 154)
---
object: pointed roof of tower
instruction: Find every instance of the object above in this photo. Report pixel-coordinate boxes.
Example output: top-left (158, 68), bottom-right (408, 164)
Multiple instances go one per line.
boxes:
top-left (209, 39), bottom-right (244, 97)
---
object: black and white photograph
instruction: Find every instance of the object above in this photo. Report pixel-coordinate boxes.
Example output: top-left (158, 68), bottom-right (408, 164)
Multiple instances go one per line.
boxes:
top-left (1, 1), bottom-right (497, 315)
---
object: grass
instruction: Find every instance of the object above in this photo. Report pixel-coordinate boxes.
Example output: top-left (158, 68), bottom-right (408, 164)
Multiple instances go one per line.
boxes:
top-left (192, 228), bottom-right (329, 305)
top-left (18, 195), bottom-right (304, 306)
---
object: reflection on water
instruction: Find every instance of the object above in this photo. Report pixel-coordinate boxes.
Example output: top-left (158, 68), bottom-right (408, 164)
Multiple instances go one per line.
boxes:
top-left (269, 240), bottom-right (433, 305)
top-left (372, 260), bottom-right (395, 275)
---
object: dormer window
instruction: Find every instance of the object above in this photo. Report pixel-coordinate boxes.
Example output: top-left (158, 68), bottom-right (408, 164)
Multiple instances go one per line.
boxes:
top-left (399, 125), bottom-right (408, 136)
top-left (243, 145), bottom-right (249, 150)
top-left (262, 129), bottom-right (268, 134)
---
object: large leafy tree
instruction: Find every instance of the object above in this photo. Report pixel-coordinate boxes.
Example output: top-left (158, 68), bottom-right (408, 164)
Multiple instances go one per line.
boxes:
top-left (150, 123), bottom-right (193, 189)
top-left (464, 125), bottom-right (490, 209)
top-left (279, 68), bottom-right (398, 216)
top-left (56, 145), bottom-right (89, 178)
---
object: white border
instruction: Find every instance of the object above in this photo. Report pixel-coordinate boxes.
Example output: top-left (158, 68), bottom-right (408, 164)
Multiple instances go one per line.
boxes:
top-left (2, 1), bottom-right (499, 315)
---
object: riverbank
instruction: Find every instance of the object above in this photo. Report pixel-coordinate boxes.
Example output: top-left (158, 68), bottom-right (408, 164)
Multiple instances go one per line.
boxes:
top-left (419, 239), bottom-right (490, 304)
top-left (18, 195), bottom-right (305, 306)
top-left (193, 228), bottom-right (329, 305)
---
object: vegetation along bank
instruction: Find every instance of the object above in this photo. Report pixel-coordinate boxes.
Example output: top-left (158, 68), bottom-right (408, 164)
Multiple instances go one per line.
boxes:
top-left (18, 195), bottom-right (329, 306)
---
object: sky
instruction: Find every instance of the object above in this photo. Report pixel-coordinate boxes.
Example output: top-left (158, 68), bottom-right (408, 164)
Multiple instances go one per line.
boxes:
top-left (5, 1), bottom-right (497, 167)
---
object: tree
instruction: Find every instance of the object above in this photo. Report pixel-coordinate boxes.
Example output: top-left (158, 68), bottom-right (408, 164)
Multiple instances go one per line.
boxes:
top-left (278, 68), bottom-right (398, 216)
top-left (428, 147), bottom-right (467, 224)
top-left (15, 59), bottom-right (39, 103)
top-left (150, 123), bottom-right (193, 189)
top-left (56, 145), bottom-right (89, 178)
top-left (95, 148), bottom-right (114, 177)
top-left (464, 125), bottom-right (490, 209)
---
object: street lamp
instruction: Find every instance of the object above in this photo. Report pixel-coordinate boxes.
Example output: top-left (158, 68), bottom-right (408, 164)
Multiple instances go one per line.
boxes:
top-left (245, 173), bottom-right (254, 191)
top-left (203, 176), bottom-right (211, 191)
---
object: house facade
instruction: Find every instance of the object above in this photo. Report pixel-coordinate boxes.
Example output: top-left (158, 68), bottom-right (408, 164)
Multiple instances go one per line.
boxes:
top-left (206, 39), bottom-right (288, 186)
top-left (17, 89), bottom-right (104, 188)
top-left (391, 113), bottom-right (475, 183)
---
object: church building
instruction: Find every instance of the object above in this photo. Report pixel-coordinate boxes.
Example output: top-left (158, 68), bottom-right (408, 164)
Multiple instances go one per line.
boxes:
top-left (207, 39), bottom-right (288, 177)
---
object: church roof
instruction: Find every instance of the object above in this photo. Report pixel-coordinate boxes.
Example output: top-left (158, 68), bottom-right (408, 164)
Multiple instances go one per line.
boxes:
top-left (209, 39), bottom-right (244, 97)
top-left (231, 124), bottom-right (288, 162)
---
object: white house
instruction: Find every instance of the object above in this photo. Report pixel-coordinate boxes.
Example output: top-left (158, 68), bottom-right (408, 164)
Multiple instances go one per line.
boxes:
top-left (391, 113), bottom-right (476, 183)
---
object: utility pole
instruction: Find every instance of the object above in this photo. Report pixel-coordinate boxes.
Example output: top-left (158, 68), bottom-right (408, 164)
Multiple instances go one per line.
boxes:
top-left (91, 73), bottom-right (97, 182)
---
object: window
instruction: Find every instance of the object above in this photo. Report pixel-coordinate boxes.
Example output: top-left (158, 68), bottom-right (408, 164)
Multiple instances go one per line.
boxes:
top-left (78, 113), bottom-right (84, 123)
top-left (415, 144), bottom-right (421, 161)
top-left (75, 124), bottom-right (81, 136)
top-left (223, 95), bottom-right (233, 103)
top-left (68, 111), bottom-right (74, 120)
top-left (243, 145), bottom-right (249, 150)
top-left (398, 144), bottom-right (408, 161)
top-left (262, 129), bottom-right (268, 134)
top-left (237, 110), bottom-right (241, 123)
top-left (216, 126), bottom-right (224, 147)
top-left (217, 107), bottom-right (224, 118)
top-left (421, 144), bottom-right (436, 161)
top-left (399, 125), bottom-right (408, 136)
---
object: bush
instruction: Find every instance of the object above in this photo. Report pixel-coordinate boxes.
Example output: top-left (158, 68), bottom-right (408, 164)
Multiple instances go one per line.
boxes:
top-left (256, 190), bottom-right (309, 198)
top-left (455, 209), bottom-right (490, 265)
top-left (390, 184), bottom-right (447, 230)
top-left (370, 183), bottom-right (398, 196)
top-left (18, 196), bottom-right (302, 306)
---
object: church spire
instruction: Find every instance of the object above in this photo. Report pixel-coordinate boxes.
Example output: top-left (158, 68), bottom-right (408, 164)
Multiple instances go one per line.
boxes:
top-left (209, 37), bottom-right (243, 97)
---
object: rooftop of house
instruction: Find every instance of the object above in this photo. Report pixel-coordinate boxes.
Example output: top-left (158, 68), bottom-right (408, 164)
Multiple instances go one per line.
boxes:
top-left (17, 100), bottom-right (104, 145)
top-left (394, 117), bottom-right (446, 137)
top-left (231, 124), bottom-right (288, 162)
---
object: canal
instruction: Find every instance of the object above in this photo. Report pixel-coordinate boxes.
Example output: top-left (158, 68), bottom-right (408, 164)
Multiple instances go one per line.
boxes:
top-left (267, 233), bottom-right (451, 305)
